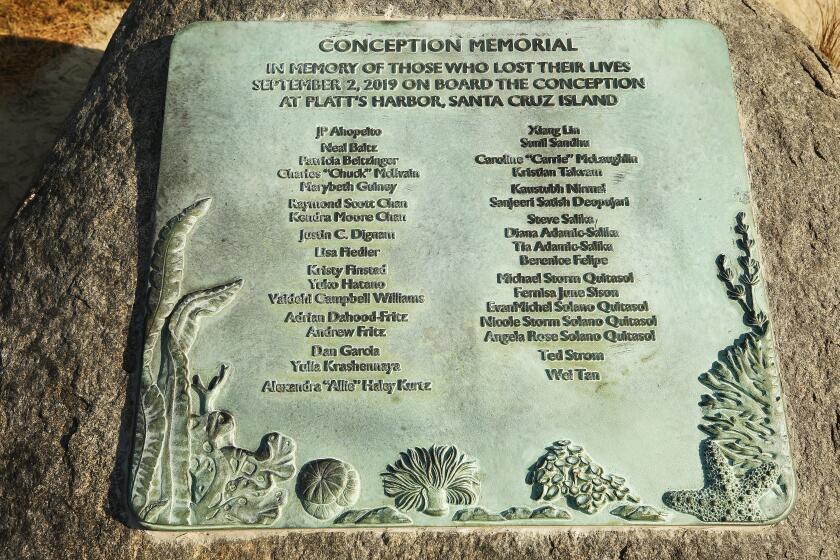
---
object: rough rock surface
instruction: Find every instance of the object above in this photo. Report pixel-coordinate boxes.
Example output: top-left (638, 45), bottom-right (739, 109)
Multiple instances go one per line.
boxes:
top-left (0, 1), bottom-right (838, 558)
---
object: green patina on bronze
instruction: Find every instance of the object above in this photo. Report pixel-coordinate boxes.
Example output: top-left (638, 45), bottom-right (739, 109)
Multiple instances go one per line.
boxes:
top-left (129, 20), bottom-right (795, 529)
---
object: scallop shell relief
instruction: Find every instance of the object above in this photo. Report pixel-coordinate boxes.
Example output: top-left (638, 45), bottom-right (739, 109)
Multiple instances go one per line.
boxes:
top-left (296, 458), bottom-right (361, 520)
top-left (527, 440), bottom-right (638, 514)
top-left (382, 445), bottom-right (480, 517)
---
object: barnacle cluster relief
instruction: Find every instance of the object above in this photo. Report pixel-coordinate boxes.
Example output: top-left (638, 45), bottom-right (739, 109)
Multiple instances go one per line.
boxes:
top-left (527, 440), bottom-right (638, 514)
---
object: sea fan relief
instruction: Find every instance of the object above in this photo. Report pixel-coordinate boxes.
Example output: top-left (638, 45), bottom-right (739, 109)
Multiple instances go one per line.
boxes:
top-left (382, 445), bottom-right (480, 517)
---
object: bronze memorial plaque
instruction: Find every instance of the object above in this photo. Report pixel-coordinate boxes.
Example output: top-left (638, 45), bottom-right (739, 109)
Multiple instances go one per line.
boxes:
top-left (128, 20), bottom-right (795, 530)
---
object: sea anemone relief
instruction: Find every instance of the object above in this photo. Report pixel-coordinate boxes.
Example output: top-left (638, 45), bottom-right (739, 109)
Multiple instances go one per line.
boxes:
top-left (381, 445), bottom-right (480, 517)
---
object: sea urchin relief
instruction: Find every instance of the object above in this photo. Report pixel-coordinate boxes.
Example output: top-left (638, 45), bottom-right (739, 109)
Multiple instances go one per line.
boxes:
top-left (129, 20), bottom-right (795, 529)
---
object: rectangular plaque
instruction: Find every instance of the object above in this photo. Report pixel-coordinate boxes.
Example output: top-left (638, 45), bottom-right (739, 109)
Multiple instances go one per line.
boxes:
top-left (129, 20), bottom-right (795, 529)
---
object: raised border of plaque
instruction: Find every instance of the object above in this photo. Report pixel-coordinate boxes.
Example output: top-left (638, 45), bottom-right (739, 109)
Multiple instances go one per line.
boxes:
top-left (128, 19), bottom-right (796, 530)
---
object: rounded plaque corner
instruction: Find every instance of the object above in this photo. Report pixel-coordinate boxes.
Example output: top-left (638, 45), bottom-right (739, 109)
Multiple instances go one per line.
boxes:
top-left (172, 20), bottom-right (216, 49)
top-left (125, 497), bottom-right (158, 531)
top-left (745, 461), bottom-right (799, 528)
top-left (677, 19), bottom-right (731, 53)
top-left (765, 474), bottom-right (798, 527)
top-left (126, 498), bottom-right (185, 532)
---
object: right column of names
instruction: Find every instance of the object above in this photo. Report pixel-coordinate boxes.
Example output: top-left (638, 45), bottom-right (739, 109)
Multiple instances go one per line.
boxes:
top-left (478, 123), bottom-right (658, 382)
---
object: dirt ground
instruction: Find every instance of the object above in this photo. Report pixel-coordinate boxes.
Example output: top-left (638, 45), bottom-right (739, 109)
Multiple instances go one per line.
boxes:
top-left (773, 0), bottom-right (822, 37)
top-left (0, 1), bottom-right (833, 231)
top-left (0, 7), bottom-right (124, 228)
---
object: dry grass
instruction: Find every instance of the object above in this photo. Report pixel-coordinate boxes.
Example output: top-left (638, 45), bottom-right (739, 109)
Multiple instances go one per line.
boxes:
top-left (0, 0), bottom-right (128, 84)
top-left (817, 0), bottom-right (840, 66)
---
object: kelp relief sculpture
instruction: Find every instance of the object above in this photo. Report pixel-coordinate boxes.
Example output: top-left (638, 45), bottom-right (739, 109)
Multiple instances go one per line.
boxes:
top-left (664, 213), bottom-right (790, 522)
top-left (130, 198), bottom-right (295, 526)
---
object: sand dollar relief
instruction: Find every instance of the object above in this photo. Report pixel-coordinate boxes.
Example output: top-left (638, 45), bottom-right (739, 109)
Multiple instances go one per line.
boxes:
top-left (296, 458), bottom-right (361, 520)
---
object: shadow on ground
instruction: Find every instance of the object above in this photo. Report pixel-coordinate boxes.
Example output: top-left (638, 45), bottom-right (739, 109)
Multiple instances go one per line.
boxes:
top-left (0, 37), bottom-right (105, 230)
